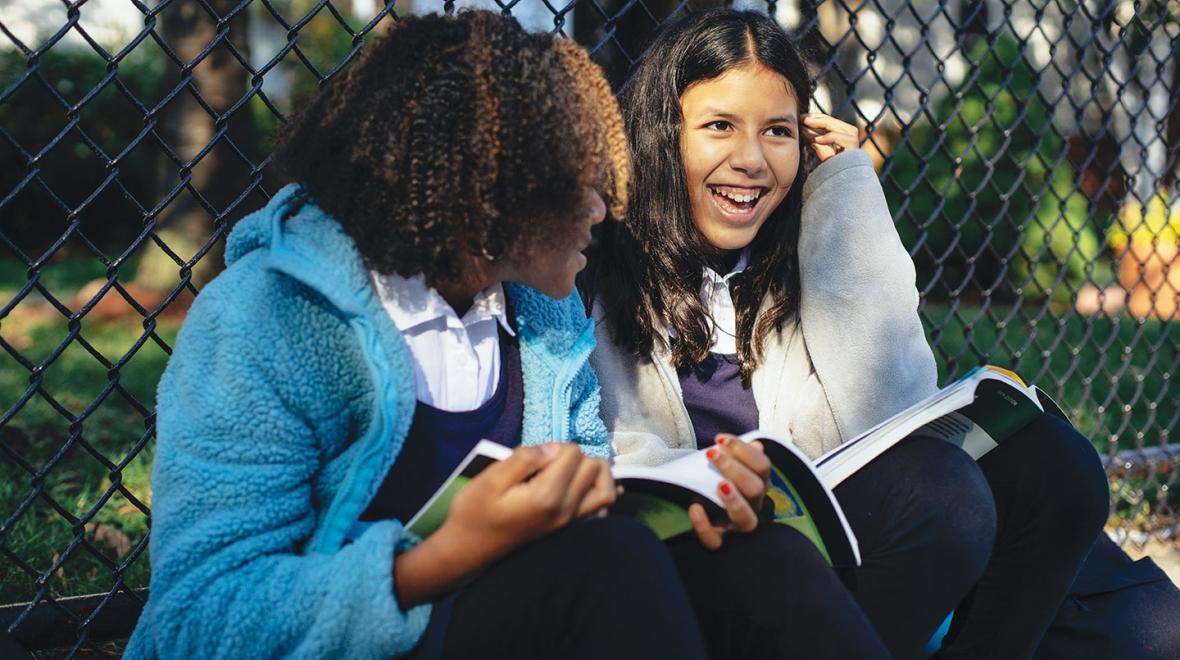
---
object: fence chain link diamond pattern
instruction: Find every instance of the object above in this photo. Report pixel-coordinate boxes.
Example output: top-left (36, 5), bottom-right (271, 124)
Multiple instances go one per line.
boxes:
top-left (0, 0), bottom-right (1176, 654)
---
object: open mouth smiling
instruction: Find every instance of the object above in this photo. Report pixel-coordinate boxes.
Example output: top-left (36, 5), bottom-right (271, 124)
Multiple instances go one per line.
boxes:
top-left (707, 184), bottom-right (769, 219)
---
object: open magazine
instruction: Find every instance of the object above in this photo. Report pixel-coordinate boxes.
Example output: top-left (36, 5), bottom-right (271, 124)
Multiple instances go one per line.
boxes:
top-left (405, 365), bottom-right (1058, 571)
top-left (405, 432), bottom-right (861, 568)
top-left (816, 365), bottom-right (1067, 486)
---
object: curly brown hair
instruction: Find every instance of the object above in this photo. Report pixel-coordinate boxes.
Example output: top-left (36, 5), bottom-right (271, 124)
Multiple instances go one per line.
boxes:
top-left (273, 10), bottom-right (629, 285)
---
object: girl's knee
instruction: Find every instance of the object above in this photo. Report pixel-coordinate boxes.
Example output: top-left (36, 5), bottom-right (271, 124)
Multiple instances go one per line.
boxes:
top-left (563, 516), bottom-right (669, 571)
top-left (759, 522), bottom-right (834, 566)
top-left (734, 524), bottom-right (847, 593)
top-left (565, 514), bottom-right (658, 545)
top-left (1021, 415), bottom-right (1110, 536)
top-left (545, 517), bottom-right (692, 610)
top-left (895, 439), bottom-right (997, 574)
top-left (1025, 414), bottom-right (1104, 469)
top-left (913, 440), bottom-right (997, 539)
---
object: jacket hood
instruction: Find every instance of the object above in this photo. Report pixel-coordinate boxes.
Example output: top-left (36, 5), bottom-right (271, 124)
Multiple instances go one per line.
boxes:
top-left (226, 184), bottom-right (375, 319)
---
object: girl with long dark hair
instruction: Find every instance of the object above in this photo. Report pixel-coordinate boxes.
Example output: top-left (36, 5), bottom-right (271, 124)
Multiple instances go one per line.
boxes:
top-left (582, 8), bottom-right (1160, 659)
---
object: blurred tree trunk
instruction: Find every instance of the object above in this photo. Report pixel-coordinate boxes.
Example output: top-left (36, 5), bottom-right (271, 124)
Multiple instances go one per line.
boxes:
top-left (1102, 2), bottom-right (1174, 208)
top-left (134, 0), bottom-right (252, 294)
top-left (1126, 23), bottom-right (1173, 206)
top-left (815, 1), bottom-right (866, 121)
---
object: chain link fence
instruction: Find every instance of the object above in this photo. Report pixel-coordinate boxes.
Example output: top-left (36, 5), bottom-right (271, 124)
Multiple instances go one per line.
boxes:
top-left (1, 0), bottom-right (1177, 653)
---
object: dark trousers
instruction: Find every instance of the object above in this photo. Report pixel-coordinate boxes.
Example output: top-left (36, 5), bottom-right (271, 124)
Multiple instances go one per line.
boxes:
top-left (834, 436), bottom-right (998, 658)
top-left (835, 413), bottom-right (1177, 660)
top-left (427, 517), bottom-right (892, 660)
top-left (424, 517), bottom-right (707, 660)
top-left (1038, 534), bottom-right (1180, 660)
top-left (939, 413), bottom-right (1111, 659)
top-left (665, 521), bottom-right (891, 660)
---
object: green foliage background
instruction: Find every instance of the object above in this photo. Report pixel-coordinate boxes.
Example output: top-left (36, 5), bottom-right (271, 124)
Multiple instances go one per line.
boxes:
top-left (884, 34), bottom-right (1113, 303)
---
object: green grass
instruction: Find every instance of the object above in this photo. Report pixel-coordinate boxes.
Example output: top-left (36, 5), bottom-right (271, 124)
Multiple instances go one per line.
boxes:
top-left (1, 307), bottom-right (175, 605)
top-left (0, 255), bottom-right (140, 301)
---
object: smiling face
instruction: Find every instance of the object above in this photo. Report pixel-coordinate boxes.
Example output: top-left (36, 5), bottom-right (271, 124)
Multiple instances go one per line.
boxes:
top-left (679, 63), bottom-right (801, 252)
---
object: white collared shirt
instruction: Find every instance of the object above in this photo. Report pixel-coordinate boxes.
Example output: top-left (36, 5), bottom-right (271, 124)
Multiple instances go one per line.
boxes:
top-left (371, 272), bottom-right (515, 412)
top-left (700, 249), bottom-right (749, 355)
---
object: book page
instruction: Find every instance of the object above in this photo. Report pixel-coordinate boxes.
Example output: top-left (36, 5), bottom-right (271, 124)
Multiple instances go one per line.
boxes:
top-left (815, 366), bottom-right (1042, 487)
top-left (612, 432), bottom-right (859, 567)
top-left (957, 378), bottom-right (1044, 456)
top-left (405, 440), bottom-right (513, 538)
top-left (920, 411), bottom-right (1002, 459)
top-left (911, 410), bottom-right (972, 442)
top-left (610, 447), bottom-right (729, 540)
top-left (612, 450), bottom-right (726, 509)
top-left (610, 486), bottom-right (721, 539)
top-left (750, 432), bottom-right (860, 567)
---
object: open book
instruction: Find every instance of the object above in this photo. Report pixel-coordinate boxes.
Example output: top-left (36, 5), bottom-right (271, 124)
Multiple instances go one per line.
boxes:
top-left (816, 365), bottom-right (1066, 486)
top-left (405, 365), bottom-right (1058, 571)
top-left (405, 432), bottom-right (861, 568)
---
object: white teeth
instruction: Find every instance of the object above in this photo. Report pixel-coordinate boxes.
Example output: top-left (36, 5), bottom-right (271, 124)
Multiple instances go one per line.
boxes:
top-left (713, 188), bottom-right (760, 204)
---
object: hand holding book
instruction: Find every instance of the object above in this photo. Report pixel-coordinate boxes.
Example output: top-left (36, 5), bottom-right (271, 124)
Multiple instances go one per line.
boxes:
top-left (393, 443), bottom-right (615, 607)
top-left (406, 433), bottom-right (861, 569)
top-left (688, 434), bottom-right (773, 550)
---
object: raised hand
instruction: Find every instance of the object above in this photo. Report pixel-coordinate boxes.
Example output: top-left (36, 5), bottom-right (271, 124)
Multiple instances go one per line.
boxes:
top-left (801, 113), bottom-right (861, 162)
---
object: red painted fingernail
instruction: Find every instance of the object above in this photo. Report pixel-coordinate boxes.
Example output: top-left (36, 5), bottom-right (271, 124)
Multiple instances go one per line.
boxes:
top-left (706, 448), bottom-right (719, 460)
top-left (716, 435), bottom-right (729, 446)
top-left (720, 482), bottom-right (733, 496)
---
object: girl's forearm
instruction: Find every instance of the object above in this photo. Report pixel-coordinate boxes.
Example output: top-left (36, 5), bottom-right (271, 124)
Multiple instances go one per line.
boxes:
top-left (392, 524), bottom-right (499, 608)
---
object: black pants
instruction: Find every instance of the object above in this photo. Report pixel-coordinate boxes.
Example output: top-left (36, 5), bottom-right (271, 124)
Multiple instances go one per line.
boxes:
top-left (418, 517), bottom-right (706, 660)
top-left (665, 521), bottom-right (891, 659)
top-left (426, 517), bottom-right (891, 660)
top-left (835, 436), bottom-right (998, 658)
top-left (939, 413), bottom-right (1111, 659)
top-left (835, 413), bottom-right (1175, 660)
top-left (1038, 534), bottom-right (1180, 660)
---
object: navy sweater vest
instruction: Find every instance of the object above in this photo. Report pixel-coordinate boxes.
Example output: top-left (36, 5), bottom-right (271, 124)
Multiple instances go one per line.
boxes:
top-left (679, 352), bottom-right (760, 449)
top-left (362, 328), bottom-right (524, 523)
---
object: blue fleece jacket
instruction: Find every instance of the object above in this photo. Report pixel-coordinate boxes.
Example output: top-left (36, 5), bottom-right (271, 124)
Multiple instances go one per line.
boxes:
top-left (124, 185), bottom-right (610, 659)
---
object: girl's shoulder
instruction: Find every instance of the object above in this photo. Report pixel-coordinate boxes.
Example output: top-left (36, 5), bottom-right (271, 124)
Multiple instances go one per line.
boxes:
top-left (168, 252), bottom-right (372, 414)
top-left (801, 149), bottom-right (879, 200)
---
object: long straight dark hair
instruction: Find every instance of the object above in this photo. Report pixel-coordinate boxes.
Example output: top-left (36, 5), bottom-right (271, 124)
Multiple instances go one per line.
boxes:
top-left (582, 8), bottom-right (813, 383)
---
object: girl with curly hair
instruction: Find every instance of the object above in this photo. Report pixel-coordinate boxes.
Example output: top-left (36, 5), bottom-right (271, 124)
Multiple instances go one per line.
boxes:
top-left (126, 11), bottom-right (709, 659)
top-left (579, 8), bottom-right (1164, 659)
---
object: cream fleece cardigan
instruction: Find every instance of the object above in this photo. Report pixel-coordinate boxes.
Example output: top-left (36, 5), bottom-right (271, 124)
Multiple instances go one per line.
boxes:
top-left (591, 149), bottom-right (939, 466)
